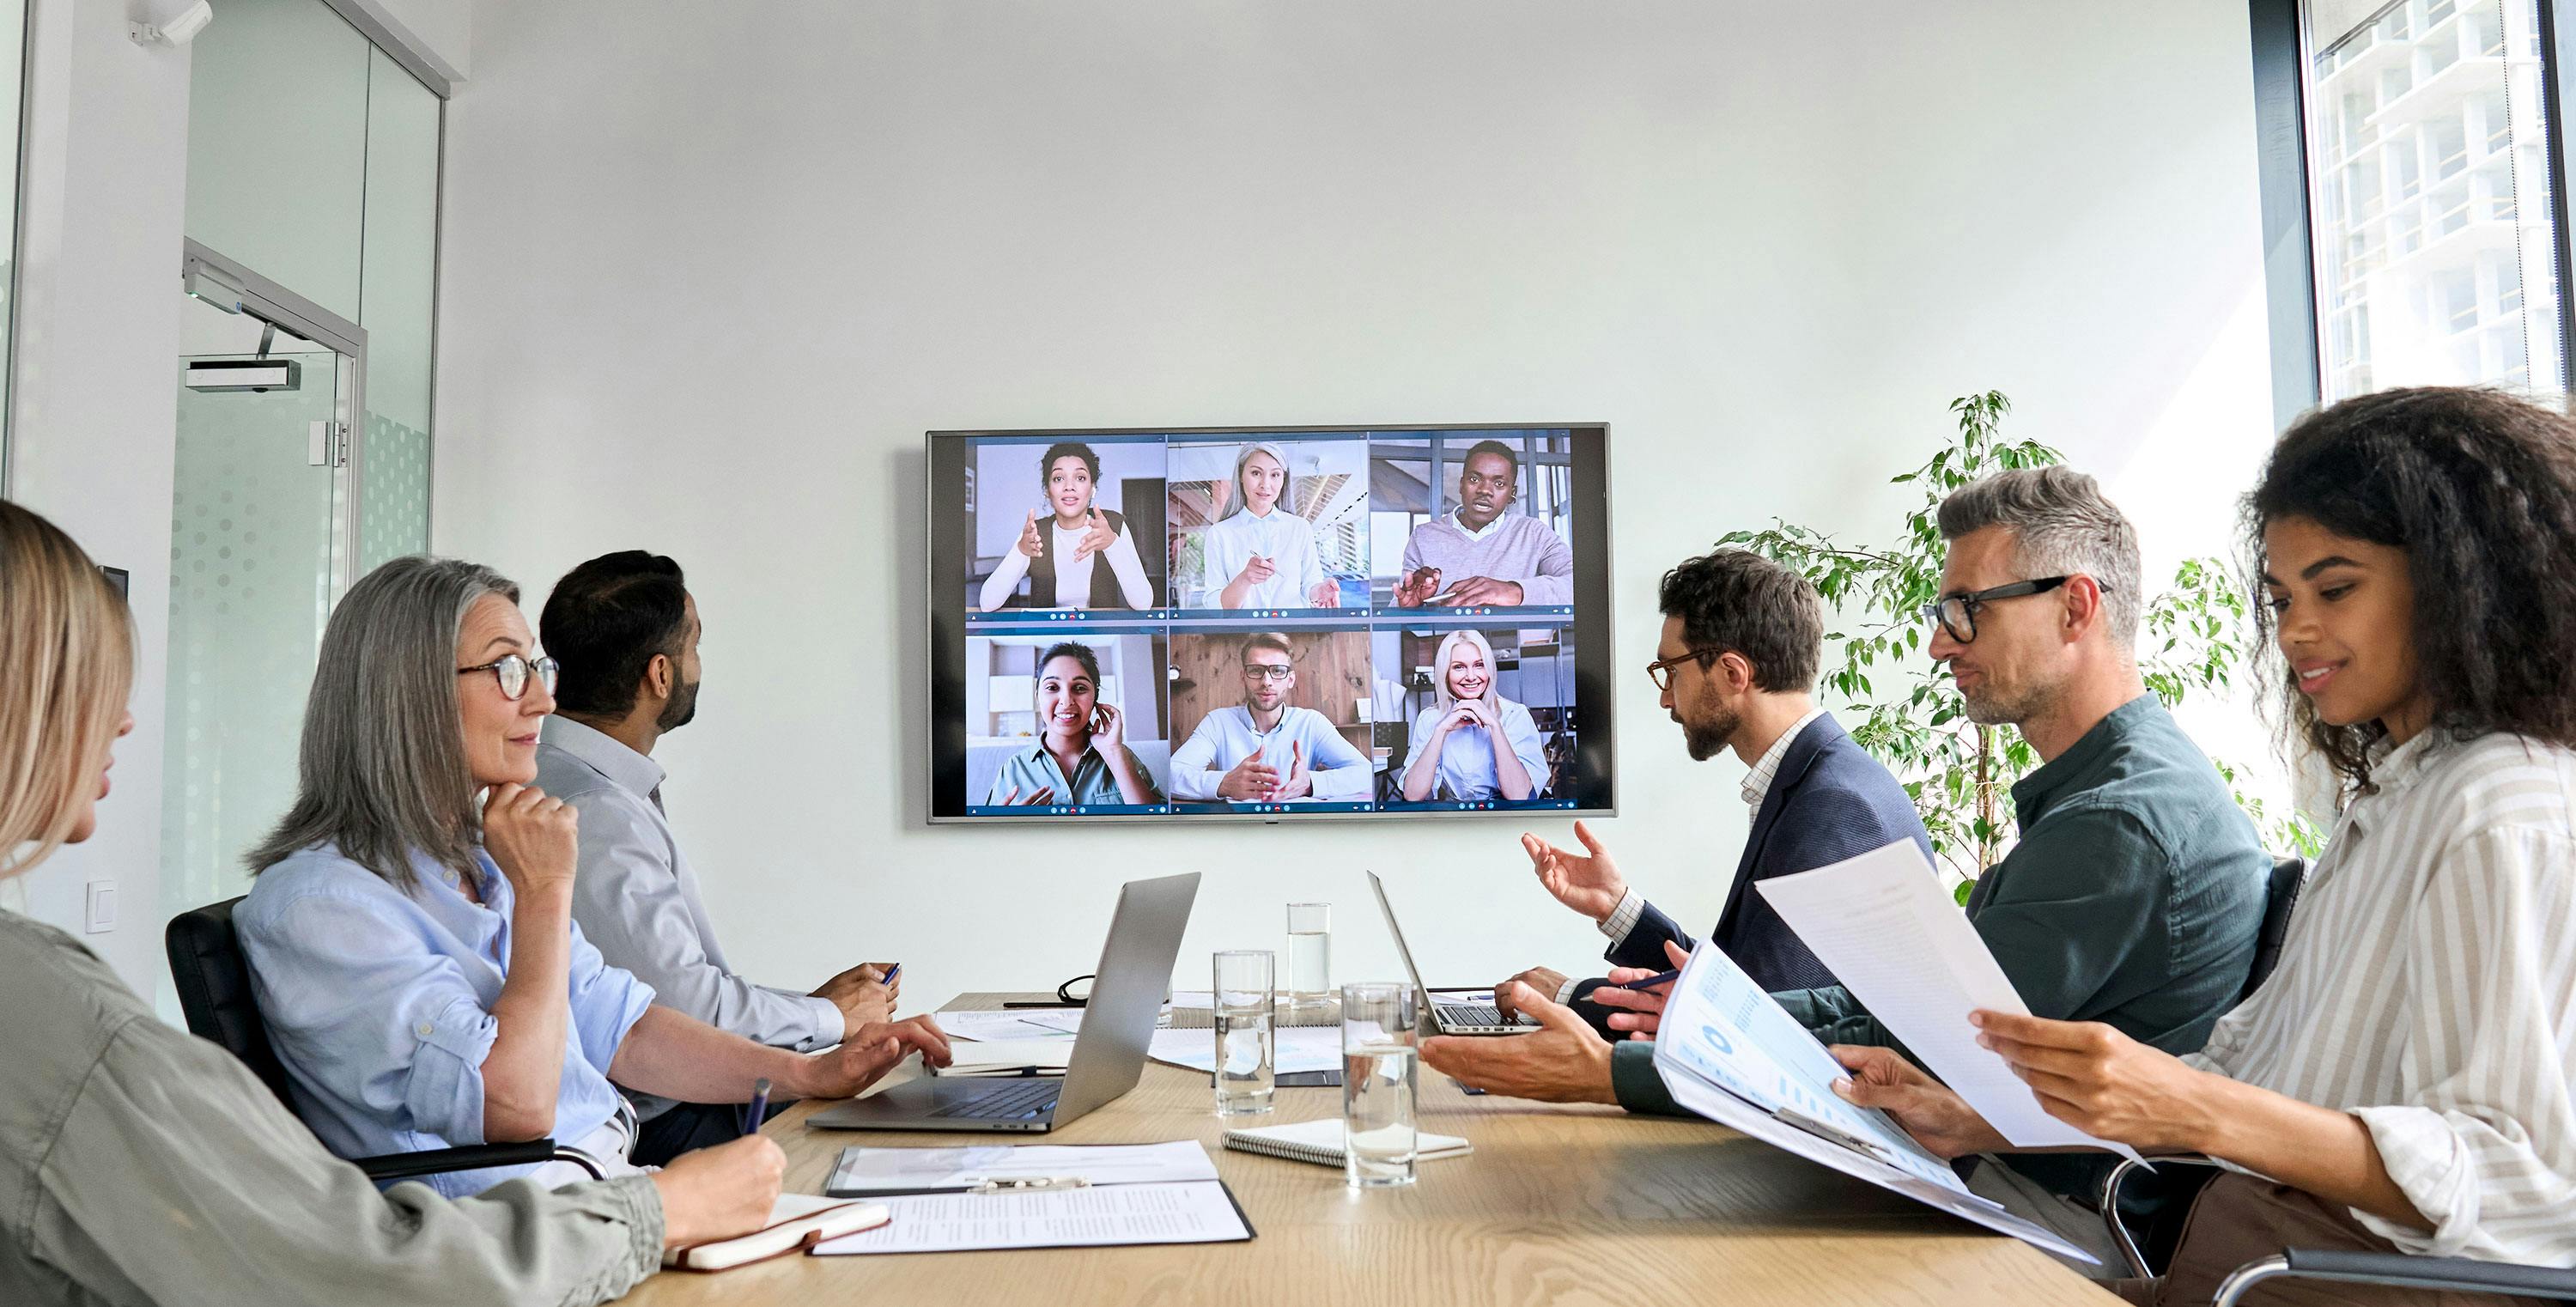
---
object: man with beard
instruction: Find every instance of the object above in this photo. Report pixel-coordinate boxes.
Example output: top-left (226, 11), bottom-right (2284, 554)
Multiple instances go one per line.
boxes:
top-left (1168, 630), bottom-right (1374, 805)
top-left (1487, 549), bottom-right (1929, 1027)
top-left (1392, 441), bottom-right (1575, 609)
top-left (1424, 470), bottom-right (2269, 1264)
top-left (536, 551), bottom-right (900, 1164)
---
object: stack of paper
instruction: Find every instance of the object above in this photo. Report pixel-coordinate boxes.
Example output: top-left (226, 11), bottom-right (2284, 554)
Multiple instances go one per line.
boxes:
top-left (931, 1039), bottom-right (1075, 1078)
top-left (826, 1140), bottom-right (1218, 1196)
top-left (1649, 937), bottom-right (2099, 1264)
top-left (1145, 1025), bottom-right (1340, 1076)
top-left (812, 1141), bottom-right (1252, 1255)
top-left (933, 1010), bottom-right (1083, 1043)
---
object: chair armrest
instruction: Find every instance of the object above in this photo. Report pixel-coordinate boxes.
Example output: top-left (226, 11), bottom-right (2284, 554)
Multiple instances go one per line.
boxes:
top-left (2216, 1249), bottom-right (2576, 1307)
top-left (2100, 1154), bottom-right (2224, 1279)
top-left (353, 1139), bottom-right (607, 1183)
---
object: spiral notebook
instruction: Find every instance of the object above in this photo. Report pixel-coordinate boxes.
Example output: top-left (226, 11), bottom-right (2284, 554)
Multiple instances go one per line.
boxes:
top-left (1220, 1118), bottom-right (1473, 1167)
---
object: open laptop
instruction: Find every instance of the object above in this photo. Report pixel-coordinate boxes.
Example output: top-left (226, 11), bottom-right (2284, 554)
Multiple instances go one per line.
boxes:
top-left (808, 871), bottom-right (1199, 1133)
top-left (1367, 870), bottom-right (1535, 1036)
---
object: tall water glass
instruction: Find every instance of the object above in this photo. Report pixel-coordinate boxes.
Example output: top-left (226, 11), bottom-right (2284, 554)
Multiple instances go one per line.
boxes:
top-left (1340, 981), bottom-right (1419, 1188)
top-left (1212, 950), bottom-right (1276, 1116)
top-left (1285, 902), bottom-right (1331, 1012)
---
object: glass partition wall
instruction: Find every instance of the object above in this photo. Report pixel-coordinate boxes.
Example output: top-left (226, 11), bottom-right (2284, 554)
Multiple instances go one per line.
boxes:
top-left (161, 0), bottom-right (441, 935)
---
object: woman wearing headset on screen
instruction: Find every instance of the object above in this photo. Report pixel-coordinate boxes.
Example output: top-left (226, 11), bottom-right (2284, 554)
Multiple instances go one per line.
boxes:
top-left (1198, 441), bottom-right (1339, 609)
top-left (1400, 629), bottom-right (1549, 802)
top-left (986, 642), bottom-right (1165, 807)
top-left (978, 441), bottom-right (1155, 611)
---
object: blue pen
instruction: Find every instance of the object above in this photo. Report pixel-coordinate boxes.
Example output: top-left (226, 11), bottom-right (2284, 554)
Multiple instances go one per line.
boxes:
top-left (741, 1077), bottom-right (771, 1137)
top-left (881, 963), bottom-right (901, 988)
top-left (1601, 968), bottom-right (1680, 994)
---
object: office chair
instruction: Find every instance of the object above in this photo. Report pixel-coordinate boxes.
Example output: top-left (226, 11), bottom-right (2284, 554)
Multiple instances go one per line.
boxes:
top-left (2095, 858), bottom-right (2576, 1304)
top-left (167, 897), bottom-right (605, 1184)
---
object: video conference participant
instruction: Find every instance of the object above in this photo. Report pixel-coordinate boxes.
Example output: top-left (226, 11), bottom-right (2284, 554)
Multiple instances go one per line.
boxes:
top-left (1169, 632), bottom-right (1371, 803)
top-left (1398, 629), bottom-right (1550, 802)
top-left (237, 556), bottom-right (950, 1199)
top-left (536, 550), bottom-right (904, 1165)
top-left (985, 641), bottom-right (1166, 806)
top-left (0, 502), bottom-right (785, 1306)
top-left (1489, 549), bottom-right (1928, 1021)
top-left (1426, 469), bottom-right (2269, 1255)
top-left (1392, 440), bottom-right (1573, 608)
top-left (1198, 441), bottom-right (1339, 610)
top-left (977, 441), bottom-right (1155, 611)
top-left (1844, 386), bottom-right (2576, 1304)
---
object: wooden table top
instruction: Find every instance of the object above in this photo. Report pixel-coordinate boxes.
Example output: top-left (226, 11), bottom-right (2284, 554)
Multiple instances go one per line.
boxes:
top-left (623, 994), bottom-right (2120, 1307)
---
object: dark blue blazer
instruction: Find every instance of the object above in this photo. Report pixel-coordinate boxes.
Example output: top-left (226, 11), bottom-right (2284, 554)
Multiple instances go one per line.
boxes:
top-left (1574, 713), bottom-right (1929, 1029)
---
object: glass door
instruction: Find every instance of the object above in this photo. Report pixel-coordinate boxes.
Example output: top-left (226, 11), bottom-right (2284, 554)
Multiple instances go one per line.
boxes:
top-left (161, 245), bottom-right (364, 918)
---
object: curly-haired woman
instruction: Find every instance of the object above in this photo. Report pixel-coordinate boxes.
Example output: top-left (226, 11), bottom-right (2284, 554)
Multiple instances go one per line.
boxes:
top-left (1838, 386), bottom-right (2576, 1306)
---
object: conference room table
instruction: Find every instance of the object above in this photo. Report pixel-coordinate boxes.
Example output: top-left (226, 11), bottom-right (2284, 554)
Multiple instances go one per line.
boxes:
top-left (624, 993), bottom-right (2123, 1306)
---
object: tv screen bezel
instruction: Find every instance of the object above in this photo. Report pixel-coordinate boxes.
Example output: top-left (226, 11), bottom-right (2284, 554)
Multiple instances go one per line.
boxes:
top-left (927, 422), bottom-right (1618, 824)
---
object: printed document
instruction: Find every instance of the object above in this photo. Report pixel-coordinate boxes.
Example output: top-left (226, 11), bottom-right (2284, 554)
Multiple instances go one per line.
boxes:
top-left (1652, 939), bottom-right (2098, 1264)
top-left (811, 1180), bottom-right (1250, 1254)
top-left (827, 1140), bottom-right (1218, 1195)
top-left (1756, 839), bottom-right (2142, 1158)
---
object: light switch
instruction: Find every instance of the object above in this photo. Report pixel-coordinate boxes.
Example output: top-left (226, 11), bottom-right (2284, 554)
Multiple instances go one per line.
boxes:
top-left (84, 880), bottom-right (116, 934)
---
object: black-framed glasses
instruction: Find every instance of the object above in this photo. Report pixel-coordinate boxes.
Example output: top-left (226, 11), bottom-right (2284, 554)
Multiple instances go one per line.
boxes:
top-left (457, 654), bottom-right (559, 702)
top-left (1240, 663), bottom-right (1295, 682)
top-left (1644, 647), bottom-right (1724, 692)
top-left (1917, 576), bottom-right (2099, 644)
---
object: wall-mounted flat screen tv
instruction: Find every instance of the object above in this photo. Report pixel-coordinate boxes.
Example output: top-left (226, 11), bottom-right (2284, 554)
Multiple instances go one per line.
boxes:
top-left (927, 424), bottom-right (1615, 823)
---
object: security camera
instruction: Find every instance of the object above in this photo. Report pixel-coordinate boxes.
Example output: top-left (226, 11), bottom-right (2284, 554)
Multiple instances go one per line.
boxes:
top-left (128, 0), bottom-right (213, 47)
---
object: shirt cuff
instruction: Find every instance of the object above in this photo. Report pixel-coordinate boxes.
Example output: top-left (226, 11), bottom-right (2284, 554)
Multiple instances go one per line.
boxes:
top-left (2349, 1104), bottom-right (2478, 1255)
top-left (404, 994), bottom-right (502, 1145)
top-left (802, 994), bottom-right (848, 1049)
top-left (1555, 976), bottom-right (1583, 1006)
top-left (1597, 890), bottom-right (1645, 944)
top-left (1608, 1039), bottom-right (1685, 1116)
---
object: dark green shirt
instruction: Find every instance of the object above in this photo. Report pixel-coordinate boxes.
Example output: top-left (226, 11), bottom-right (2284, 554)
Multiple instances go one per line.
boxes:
top-left (1615, 695), bottom-right (2270, 1199)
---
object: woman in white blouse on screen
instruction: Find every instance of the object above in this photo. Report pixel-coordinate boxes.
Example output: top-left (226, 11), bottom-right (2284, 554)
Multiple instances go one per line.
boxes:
top-left (1834, 386), bottom-right (2576, 1306)
top-left (978, 441), bottom-right (1154, 611)
top-left (1400, 629), bottom-right (1547, 802)
top-left (1196, 441), bottom-right (1338, 610)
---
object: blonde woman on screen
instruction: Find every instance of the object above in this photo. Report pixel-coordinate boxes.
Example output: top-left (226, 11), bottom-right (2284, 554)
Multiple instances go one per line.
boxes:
top-left (1400, 629), bottom-right (1548, 802)
top-left (1198, 441), bottom-right (1338, 609)
top-left (0, 500), bottom-right (785, 1306)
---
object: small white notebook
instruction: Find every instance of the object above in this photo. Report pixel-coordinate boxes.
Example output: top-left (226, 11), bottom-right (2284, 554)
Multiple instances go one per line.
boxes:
top-left (1221, 1118), bottom-right (1472, 1167)
top-left (660, 1194), bottom-right (890, 1272)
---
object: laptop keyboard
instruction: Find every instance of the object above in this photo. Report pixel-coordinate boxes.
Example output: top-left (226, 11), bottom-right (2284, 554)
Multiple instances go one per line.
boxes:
top-left (929, 1078), bottom-right (1063, 1121)
top-left (1438, 1003), bottom-right (1508, 1026)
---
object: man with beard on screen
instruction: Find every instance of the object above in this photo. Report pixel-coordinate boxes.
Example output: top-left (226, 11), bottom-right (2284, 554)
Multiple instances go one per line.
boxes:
top-left (536, 551), bottom-right (905, 1164)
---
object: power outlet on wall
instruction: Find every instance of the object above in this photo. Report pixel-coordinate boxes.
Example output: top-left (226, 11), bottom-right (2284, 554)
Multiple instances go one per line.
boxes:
top-left (84, 880), bottom-right (117, 934)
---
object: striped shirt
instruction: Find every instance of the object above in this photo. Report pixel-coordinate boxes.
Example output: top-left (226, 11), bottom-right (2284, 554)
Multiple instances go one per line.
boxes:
top-left (2184, 730), bottom-right (2576, 1264)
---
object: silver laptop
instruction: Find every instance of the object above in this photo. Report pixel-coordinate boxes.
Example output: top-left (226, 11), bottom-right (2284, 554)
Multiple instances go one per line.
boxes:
top-left (809, 872), bottom-right (1199, 1133)
top-left (1368, 870), bottom-right (1535, 1036)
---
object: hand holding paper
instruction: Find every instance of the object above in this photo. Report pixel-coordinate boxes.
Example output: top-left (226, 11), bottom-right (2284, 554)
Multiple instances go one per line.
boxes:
top-left (1754, 840), bottom-right (2143, 1160)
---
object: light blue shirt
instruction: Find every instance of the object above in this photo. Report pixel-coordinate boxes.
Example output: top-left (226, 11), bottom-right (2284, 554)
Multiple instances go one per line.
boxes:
top-left (983, 739), bottom-right (1165, 806)
top-left (1168, 704), bottom-right (1374, 802)
top-left (1408, 697), bottom-right (1551, 800)
top-left (536, 717), bottom-right (843, 1123)
top-left (236, 842), bottom-right (656, 1199)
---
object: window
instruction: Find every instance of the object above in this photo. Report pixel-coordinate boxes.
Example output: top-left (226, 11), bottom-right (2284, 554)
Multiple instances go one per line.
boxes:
top-left (2291, 0), bottom-right (2567, 402)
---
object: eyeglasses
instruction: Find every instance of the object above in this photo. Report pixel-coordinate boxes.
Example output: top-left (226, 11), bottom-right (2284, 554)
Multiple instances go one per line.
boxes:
top-left (1241, 664), bottom-right (1295, 682)
top-left (1644, 648), bottom-right (1724, 692)
top-left (457, 654), bottom-right (559, 702)
top-left (1917, 576), bottom-right (2099, 644)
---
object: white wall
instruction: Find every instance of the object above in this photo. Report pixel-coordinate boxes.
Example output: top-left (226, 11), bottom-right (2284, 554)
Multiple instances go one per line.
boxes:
top-left (2, 0), bottom-right (195, 997)
top-left (346, 0), bottom-right (468, 82)
top-left (434, 1), bottom-right (2279, 1012)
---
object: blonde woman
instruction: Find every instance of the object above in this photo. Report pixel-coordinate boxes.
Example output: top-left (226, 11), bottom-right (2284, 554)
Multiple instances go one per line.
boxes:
top-left (1197, 441), bottom-right (1337, 609)
top-left (0, 501), bottom-right (782, 1305)
top-left (1400, 629), bottom-right (1549, 802)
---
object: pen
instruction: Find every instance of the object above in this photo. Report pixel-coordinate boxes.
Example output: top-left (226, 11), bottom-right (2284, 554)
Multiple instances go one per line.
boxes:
top-left (741, 1077), bottom-right (771, 1137)
top-left (881, 963), bottom-right (901, 987)
top-left (1772, 1107), bottom-right (1893, 1163)
top-left (1599, 968), bottom-right (1681, 994)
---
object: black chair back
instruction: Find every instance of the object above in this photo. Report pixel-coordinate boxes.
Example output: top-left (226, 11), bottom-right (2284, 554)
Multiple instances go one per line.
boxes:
top-left (166, 896), bottom-right (300, 1109)
top-left (2239, 854), bottom-right (2308, 1004)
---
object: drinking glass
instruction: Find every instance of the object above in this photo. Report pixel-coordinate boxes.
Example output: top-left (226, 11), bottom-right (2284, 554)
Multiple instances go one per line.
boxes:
top-left (1340, 981), bottom-right (1419, 1187)
top-left (1285, 902), bottom-right (1331, 1012)
top-left (1212, 950), bottom-right (1276, 1116)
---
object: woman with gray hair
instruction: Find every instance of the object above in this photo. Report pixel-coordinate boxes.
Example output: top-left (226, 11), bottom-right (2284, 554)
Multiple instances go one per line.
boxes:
top-left (236, 556), bottom-right (950, 1200)
top-left (1197, 440), bottom-right (1338, 609)
top-left (0, 502), bottom-right (779, 1305)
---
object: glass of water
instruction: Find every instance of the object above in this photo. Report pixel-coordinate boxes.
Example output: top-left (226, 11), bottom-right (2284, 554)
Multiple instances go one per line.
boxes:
top-left (1212, 950), bottom-right (1276, 1116)
top-left (1340, 981), bottom-right (1419, 1188)
top-left (1285, 902), bottom-right (1331, 1013)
